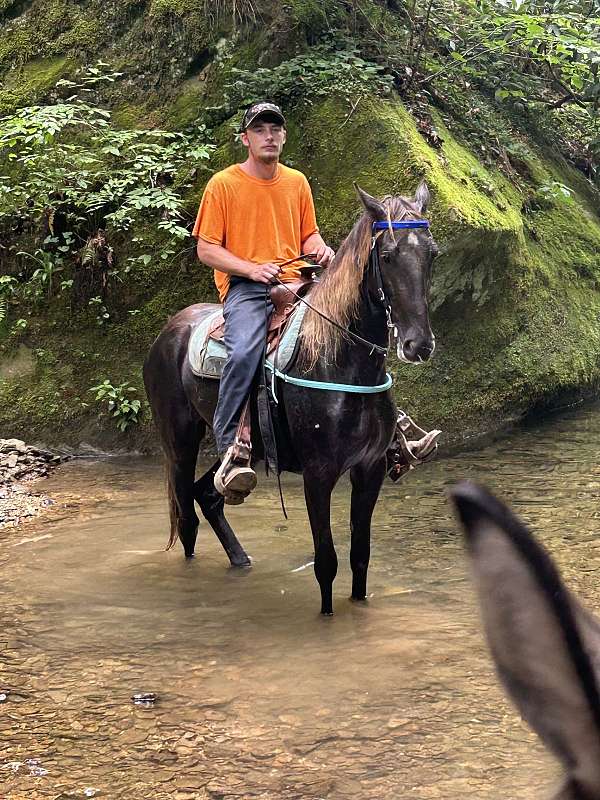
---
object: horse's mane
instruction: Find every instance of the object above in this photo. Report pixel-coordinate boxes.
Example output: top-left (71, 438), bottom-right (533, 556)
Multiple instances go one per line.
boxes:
top-left (299, 194), bottom-right (419, 367)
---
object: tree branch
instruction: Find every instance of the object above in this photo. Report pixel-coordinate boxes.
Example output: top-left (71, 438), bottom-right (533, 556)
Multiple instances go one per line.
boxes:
top-left (545, 60), bottom-right (588, 108)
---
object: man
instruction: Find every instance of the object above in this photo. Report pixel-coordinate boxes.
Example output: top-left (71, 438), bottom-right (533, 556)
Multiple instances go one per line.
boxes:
top-left (192, 101), bottom-right (335, 503)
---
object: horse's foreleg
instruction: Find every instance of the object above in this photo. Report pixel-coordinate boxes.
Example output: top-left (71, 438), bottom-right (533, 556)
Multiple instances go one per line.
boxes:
top-left (303, 473), bottom-right (338, 615)
top-left (349, 458), bottom-right (386, 602)
top-left (194, 461), bottom-right (251, 568)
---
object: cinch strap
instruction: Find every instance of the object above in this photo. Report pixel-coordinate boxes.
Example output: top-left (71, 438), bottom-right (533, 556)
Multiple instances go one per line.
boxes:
top-left (372, 221), bottom-right (429, 230)
top-left (265, 363), bottom-right (393, 394)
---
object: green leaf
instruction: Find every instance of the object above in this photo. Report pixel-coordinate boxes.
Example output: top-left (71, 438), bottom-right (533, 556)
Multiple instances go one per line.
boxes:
top-left (571, 74), bottom-right (584, 90)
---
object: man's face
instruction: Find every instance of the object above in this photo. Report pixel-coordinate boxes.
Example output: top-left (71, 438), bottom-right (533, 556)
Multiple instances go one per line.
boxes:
top-left (241, 118), bottom-right (286, 163)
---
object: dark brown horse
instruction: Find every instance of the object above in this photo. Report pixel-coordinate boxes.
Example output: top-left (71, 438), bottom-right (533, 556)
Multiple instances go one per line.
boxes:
top-left (143, 182), bottom-right (437, 615)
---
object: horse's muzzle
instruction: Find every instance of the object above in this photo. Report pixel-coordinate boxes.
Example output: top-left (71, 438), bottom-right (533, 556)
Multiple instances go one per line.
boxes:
top-left (398, 335), bottom-right (436, 364)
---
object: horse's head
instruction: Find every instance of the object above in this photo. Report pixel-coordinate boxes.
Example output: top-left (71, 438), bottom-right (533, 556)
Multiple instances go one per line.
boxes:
top-left (355, 182), bottom-right (437, 364)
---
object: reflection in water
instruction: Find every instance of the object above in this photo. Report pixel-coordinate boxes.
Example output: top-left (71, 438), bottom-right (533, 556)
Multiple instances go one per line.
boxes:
top-left (2, 403), bottom-right (600, 798)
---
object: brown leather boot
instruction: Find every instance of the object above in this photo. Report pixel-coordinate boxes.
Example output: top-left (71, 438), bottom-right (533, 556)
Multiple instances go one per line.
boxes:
top-left (214, 445), bottom-right (257, 505)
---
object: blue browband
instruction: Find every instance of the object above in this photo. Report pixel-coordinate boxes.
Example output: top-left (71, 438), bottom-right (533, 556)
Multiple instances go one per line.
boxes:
top-left (372, 221), bottom-right (429, 230)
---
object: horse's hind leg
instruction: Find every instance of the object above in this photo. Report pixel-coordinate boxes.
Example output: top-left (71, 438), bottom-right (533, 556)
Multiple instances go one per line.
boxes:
top-left (165, 419), bottom-right (203, 558)
top-left (193, 462), bottom-right (251, 568)
top-left (304, 472), bottom-right (338, 615)
top-left (349, 458), bottom-right (386, 602)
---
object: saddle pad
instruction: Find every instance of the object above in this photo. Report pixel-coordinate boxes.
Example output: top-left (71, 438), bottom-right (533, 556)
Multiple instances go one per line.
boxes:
top-left (187, 308), bottom-right (225, 379)
top-left (188, 303), bottom-right (308, 380)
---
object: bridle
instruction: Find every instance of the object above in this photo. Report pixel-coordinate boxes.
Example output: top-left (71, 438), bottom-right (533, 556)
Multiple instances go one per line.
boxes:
top-left (273, 218), bottom-right (431, 357)
top-left (369, 219), bottom-right (430, 339)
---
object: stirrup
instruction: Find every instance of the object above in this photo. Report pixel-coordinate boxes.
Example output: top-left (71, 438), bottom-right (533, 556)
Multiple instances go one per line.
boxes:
top-left (396, 410), bottom-right (432, 441)
top-left (214, 444), bottom-right (257, 501)
top-left (387, 411), bottom-right (442, 482)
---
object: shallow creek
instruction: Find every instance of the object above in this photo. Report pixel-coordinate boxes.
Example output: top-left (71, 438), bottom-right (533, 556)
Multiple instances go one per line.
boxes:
top-left (3, 402), bottom-right (600, 799)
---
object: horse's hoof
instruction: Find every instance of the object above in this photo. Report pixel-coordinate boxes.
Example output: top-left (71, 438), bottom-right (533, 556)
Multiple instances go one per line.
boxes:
top-left (184, 552), bottom-right (195, 560)
top-left (320, 609), bottom-right (334, 617)
top-left (350, 595), bottom-right (368, 603)
top-left (230, 557), bottom-right (252, 569)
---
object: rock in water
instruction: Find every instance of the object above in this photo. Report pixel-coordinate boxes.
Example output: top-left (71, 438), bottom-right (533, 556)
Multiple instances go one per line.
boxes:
top-left (0, 439), bottom-right (67, 528)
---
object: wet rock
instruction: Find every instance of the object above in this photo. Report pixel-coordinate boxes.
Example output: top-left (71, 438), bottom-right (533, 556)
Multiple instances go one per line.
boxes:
top-left (25, 758), bottom-right (48, 776)
top-left (0, 438), bottom-right (65, 528)
top-left (387, 716), bottom-right (410, 729)
top-left (148, 750), bottom-right (179, 765)
top-left (0, 438), bottom-right (27, 453)
top-left (131, 692), bottom-right (158, 706)
top-left (0, 438), bottom-right (65, 487)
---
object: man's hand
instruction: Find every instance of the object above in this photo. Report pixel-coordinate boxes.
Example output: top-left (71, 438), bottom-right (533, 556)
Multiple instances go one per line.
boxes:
top-left (246, 262), bottom-right (281, 284)
top-left (303, 234), bottom-right (335, 267)
top-left (313, 244), bottom-right (335, 266)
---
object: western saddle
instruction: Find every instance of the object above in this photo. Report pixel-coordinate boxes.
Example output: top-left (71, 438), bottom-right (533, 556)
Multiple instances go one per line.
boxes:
top-left (211, 274), bottom-right (314, 470)
top-left (205, 274), bottom-right (313, 354)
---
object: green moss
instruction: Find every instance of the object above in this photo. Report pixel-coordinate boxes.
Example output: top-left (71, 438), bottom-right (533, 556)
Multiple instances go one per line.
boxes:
top-left (283, 97), bottom-right (526, 313)
top-left (165, 80), bottom-right (206, 129)
top-left (0, 357), bottom-right (81, 435)
top-left (283, 0), bottom-right (344, 31)
top-left (110, 102), bottom-right (151, 129)
top-left (149, 0), bottom-right (200, 17)
top-left (53, 17), bottom-right (104, 53)
top-left (0, 56), bottom-right (74, 113)
top-left (0, 0), bottom-right (74, 67)
top-left (0, 24), bottom-right (41, 67)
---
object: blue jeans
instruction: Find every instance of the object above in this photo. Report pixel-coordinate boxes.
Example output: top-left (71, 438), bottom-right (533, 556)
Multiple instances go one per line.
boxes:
top-left (213, 278), bottom-right (273, 455)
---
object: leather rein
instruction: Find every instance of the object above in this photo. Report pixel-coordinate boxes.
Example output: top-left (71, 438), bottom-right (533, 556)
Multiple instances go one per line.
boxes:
top-left (272, 219), bottom-right (430, 358)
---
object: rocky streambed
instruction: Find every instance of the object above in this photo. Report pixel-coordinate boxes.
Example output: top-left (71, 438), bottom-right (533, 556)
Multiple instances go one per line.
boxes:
top-left (0, 439), bottom-right (63, 527)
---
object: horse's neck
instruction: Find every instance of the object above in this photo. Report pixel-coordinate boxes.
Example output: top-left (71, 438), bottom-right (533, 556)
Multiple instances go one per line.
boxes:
top-left (352, 275), bottom-right (389, 349)
top-left (324, 273), bottom-right (389, 382)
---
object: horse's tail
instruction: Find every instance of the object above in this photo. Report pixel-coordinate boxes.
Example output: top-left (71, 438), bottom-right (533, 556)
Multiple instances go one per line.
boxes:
top-left (143, 305), bottom-right (210, 555)
top-left (165, 463), bottom-right (181, 551)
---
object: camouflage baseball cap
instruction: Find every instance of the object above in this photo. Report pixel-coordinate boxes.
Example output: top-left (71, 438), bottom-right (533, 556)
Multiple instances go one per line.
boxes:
top-left (240, 101), bottom-right (286, 132)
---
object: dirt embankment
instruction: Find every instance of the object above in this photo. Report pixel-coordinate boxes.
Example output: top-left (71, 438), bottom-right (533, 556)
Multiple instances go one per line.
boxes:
top-left (0, 439), bottom-right (63, 528)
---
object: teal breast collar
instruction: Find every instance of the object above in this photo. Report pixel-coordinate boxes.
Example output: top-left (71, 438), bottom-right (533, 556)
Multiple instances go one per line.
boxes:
top-left (266, 363), bottom-right (393, 395)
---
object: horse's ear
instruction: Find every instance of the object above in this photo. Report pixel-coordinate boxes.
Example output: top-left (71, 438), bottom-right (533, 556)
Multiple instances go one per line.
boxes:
top-left (450, 481), bottom-right (600, 797)
top-left (354, 182), bottom-right (386, 221)
top-left (414, 180), bottom-right (430, 214)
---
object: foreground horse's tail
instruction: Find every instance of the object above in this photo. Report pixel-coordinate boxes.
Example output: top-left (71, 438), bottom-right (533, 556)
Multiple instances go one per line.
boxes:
top-left (165, 465), bottom-right (181, 551)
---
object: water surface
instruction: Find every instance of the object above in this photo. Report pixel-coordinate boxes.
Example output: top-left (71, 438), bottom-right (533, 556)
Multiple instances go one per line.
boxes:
top-left (2, 403), bottom-right (600, 798)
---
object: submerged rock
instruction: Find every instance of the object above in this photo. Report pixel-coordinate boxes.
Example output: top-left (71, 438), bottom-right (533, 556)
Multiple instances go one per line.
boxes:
top-left (131, 692), bottom-right (158, 706)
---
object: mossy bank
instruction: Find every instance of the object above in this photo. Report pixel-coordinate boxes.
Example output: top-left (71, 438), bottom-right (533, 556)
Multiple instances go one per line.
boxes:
top-left (1, 1), bottom-right (599, 452)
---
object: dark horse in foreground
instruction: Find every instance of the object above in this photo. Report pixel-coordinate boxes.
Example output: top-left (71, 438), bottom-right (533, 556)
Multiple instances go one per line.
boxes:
top-left (144, 182), bottom-right (437, 614)
top-left (452, 483), bottom-right (600, 798)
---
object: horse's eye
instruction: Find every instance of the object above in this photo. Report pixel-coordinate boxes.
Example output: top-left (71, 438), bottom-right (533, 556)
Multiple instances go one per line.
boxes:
top-left (382, 251), bottom-right (392, 263)
top-left (431, 243), bottom-right (440, 258)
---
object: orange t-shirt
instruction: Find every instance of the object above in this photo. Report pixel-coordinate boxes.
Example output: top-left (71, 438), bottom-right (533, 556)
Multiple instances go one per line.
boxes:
top-left (192, 163), bottom-right (319, 301)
